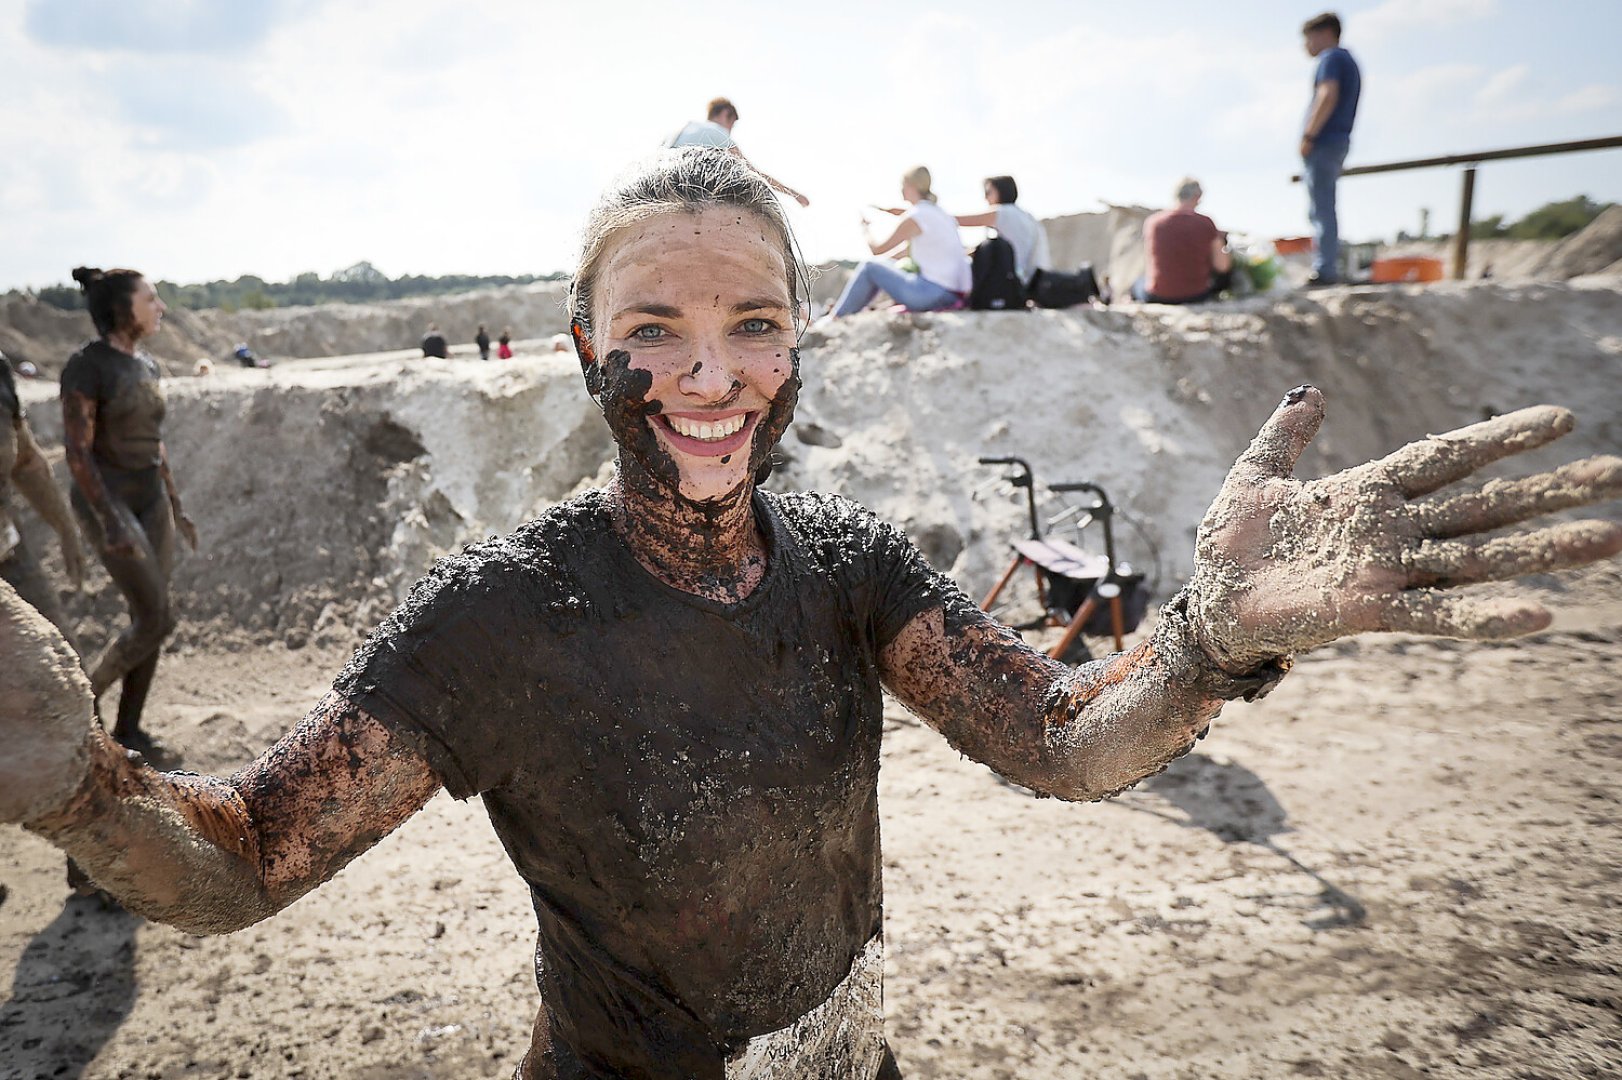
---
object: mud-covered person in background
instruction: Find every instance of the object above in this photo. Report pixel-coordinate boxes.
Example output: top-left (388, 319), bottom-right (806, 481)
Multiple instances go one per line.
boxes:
top-left (476, 323), bottom-right (492, 361)
top-left (60, 267), bottom-right (197, 760)
top-left (3, 150), bottom-right (1621, 1080)
top-left (498, 326), bottom-right (513, 359)
top-left (0, 351), bottom-right (83, 640)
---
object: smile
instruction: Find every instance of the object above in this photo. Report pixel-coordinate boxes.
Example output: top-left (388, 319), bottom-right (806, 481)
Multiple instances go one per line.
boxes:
top-left (667, 414), bottom-right (746, 441)
top-left (653, 411), bottom-right (758, 457)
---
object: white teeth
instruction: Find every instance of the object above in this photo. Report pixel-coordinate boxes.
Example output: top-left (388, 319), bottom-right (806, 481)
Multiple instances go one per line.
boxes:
top-left (669, 415), bottom-right (746, 440)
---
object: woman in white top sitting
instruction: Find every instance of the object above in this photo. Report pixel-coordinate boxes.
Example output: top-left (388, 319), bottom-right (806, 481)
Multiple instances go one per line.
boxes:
top-left (830, 166), bottom-right (971, 317)
top-left (955, 175), bottom-right (1051, 285)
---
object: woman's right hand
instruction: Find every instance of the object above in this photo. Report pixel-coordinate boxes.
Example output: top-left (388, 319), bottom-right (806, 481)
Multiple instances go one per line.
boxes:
top-left (101, 520), bottom-right (139, 558)
top-left (0, 579), bottom-right (95, 824)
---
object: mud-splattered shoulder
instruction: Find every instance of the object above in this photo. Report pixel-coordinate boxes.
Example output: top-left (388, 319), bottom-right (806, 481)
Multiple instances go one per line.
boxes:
top-left (372, 489), bottom-right (614, 643)
top-left (764, 490), bottom-right (913, 568)
top-left (58, 340), bottom-right (112, 401)
top-left (763, 490), bottom-right (954, 646)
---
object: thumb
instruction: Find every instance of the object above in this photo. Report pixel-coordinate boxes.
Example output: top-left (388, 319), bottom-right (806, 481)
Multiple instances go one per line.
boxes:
top-left (1223, 384), bottom-right (1326, 488)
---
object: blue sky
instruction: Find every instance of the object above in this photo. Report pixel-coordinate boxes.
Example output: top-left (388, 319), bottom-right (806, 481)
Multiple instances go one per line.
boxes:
top-left (3, 0), bottom-right (1619, 290)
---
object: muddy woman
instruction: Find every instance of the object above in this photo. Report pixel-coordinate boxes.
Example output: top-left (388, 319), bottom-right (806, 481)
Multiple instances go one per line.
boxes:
top-left (3, 151), bottom-right (1620, 1080)
top-left (59, 267), bottom-right (198, 758)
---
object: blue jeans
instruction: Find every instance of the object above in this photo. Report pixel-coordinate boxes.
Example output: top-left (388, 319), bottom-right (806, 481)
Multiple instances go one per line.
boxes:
top-left (1304, 139), bottom-right (1349, 280)
top-left (832, 260), bottom-right (957, 316)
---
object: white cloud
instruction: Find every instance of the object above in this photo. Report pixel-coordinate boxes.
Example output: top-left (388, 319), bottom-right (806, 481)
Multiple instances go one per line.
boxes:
top-left (1553, 84), bottom-right (1621, 114)
top-left (1357, 0), bottom-right (1497, 42)
top-left (1476, 63), bottom-right (1530, 105)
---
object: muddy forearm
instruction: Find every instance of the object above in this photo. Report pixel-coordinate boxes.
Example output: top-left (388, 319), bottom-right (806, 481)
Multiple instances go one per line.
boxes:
top-left (61, 392), bottom-right (120, 534)
top-left (13, 424), bottom-right (80, 554)
top-left (884, 593), bottom-right (1289, 803)
top-left (27, 726), bottom-right (276, 934)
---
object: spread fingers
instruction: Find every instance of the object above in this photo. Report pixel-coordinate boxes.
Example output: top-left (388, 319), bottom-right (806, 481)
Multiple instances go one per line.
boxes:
top-left (1375, 406), bottom-right (1574, 499)
top-left (1405, 519), bottom-right (1622, 588)
top-left (1377, 592), bottom-right (1551, 639)
top-left (1411, 455), bottom-right (1622, 538)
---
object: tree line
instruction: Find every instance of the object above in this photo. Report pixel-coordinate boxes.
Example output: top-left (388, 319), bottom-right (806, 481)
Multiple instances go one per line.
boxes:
top-left (1469, 195), bottom-right (1614, 241)
top-left (28, 262), bottom-right (569, 314)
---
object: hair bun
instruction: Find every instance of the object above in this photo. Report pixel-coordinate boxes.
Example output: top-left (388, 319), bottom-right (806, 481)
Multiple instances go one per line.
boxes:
top-left (71, 266), bottom-right (103, 288)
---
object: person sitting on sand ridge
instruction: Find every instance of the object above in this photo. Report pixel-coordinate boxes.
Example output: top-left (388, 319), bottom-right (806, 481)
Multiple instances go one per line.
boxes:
top-left (954, 175), bottom-right (1051, 287)
top-left (829, 165), bottom-right (971, 318)
top-left (1132, 177), bottom-right (1233, 305)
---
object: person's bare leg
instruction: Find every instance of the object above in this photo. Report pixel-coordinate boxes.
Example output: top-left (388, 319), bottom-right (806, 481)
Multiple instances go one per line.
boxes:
top-left (112, 489), bottom-right (177, 747)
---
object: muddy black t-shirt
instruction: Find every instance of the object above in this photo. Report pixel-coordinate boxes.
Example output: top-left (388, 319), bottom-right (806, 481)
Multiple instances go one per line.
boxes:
top-left (334, 489), bottom-right (948, 1078)
top-left (58, 340), bottom-right (166, 472)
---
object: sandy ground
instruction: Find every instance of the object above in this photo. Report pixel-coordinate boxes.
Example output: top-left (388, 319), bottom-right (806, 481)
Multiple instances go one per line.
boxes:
top-left (1, 565), bottom-right (1617, 1080)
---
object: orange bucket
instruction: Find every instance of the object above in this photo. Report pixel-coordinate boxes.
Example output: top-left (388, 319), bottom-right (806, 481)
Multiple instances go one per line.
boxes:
top-left (1370, 257), bottom-right (1445, 284)
top-left (1272, 236), bottom-right (1315, 255)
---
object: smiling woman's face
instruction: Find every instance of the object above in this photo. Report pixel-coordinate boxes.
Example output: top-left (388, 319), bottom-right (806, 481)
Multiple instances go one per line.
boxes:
top-left (588, 206), bottom-right (800, 505)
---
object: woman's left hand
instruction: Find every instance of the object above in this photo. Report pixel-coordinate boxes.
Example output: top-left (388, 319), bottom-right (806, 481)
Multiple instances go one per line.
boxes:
top-left (176, 510), bottom-right (199, 552)
top-left (1187, 385), bottom-right (1622, 673)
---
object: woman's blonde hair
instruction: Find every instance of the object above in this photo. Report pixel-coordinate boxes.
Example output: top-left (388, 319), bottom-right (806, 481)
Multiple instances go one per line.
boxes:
top-left (568, 148), bottom-right (806, 340)
top-left (902, 165), bottom-right (936, 202)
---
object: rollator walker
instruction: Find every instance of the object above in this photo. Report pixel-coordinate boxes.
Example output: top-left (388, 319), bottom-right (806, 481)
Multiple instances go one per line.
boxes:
top-left (977, 457), bottom-right (1149, 661)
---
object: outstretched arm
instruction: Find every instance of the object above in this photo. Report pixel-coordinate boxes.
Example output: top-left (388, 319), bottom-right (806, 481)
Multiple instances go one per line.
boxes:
top-left (882, 597), bottom-right (1244, 801)
top-left (10, 416), bottom-right (84, 587)
top-left (882, 386), bottom-right (1622, 801)
top-left (725, 146), bottom-right (810, 207)
top-left (2, 584), bottom-right (441, 933)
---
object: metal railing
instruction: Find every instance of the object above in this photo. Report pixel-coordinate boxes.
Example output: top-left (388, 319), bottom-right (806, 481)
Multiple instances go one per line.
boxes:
top-left (1290, 134), bottom-right (1622, 280)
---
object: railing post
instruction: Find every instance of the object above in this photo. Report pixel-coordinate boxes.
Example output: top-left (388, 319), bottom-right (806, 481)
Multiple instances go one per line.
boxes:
top-left (1453, 166), bottom-right (1477, 281)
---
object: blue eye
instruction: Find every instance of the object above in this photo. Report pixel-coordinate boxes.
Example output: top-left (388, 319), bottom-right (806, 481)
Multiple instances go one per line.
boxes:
top-left (740, 318), bottom-right (777, 334)
top-left (630, 325), bottom-right (667, 341)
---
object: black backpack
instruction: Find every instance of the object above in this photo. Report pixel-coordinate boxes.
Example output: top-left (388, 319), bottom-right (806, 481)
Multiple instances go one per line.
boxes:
top-left (968, 237), bottom-right (1026, 310)
top-left (1028, 264), bottom-right (1103, 309)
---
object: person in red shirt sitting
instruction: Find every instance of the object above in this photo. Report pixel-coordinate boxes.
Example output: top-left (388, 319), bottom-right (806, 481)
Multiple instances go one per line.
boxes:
top-left (1132, 178), bottom-right (1233, 304)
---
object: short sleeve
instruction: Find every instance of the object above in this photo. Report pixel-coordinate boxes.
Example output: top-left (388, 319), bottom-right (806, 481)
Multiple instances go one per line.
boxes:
top-left (863, 513), bottom-right (955, 646)
top-left (58, 350), bottom-right (102, 405)
top-left (783, 494), bottom-right (975, 648)
top-left (333, 546), bottom-right (536, 799)
top-left (1316, 51), bottom-right (1347, 85)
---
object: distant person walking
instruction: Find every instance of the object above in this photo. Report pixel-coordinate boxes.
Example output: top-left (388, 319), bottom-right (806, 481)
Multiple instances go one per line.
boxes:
top-left (1132, 178), bottom-right (1233, 304)
top-left (1300, 11), bottom-right (1361, 286)
top-left (664, 97), bottom-right (811, 208)
top-left (61, 267), bottom-right (198, 758)
top-left (829, 166), bottom-right (971, 318)
top-left (475, 324), bottom-right (491, 362)
top-left (421, 323), bottom-right (449, 359)
top-left (954, 175), bottom-right (1051, 286)
top-left (497, 328), bottom-right (513, 360)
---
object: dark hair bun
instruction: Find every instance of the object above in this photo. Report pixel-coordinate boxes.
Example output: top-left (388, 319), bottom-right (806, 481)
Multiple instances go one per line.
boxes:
top-left (71, 266), bottom-right (104, 288)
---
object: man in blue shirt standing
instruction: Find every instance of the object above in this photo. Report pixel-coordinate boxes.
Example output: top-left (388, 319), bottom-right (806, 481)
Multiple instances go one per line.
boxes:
top-left (1300, 11), bottom-right (1361, 285)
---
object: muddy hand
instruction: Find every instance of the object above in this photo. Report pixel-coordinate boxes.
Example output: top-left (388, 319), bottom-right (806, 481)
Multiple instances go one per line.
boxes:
top-left (61, 533), bottom-right (86, 590)
top-left (1189, 386), bottom-right (1622, 672)
top-left (177, 512), bottom-right (199, 552)
top-left (0, 579), bottom-right (96, 824)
